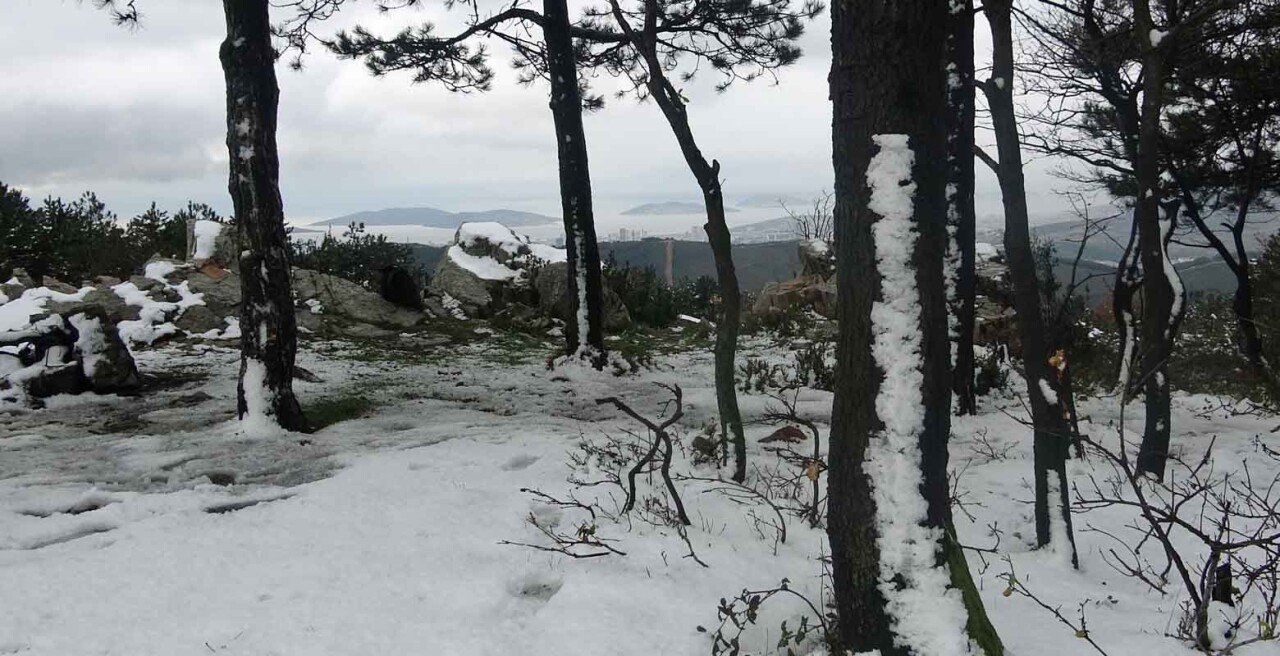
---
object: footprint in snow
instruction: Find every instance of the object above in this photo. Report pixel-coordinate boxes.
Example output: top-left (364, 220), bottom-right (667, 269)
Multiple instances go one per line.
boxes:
top-left (507, 571), bottom-right (564, 604)
top-left (501, 454), bottom-right (539, 471)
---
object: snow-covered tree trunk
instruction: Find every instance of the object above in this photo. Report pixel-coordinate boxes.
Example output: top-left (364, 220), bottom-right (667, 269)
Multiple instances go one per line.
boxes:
top-left (220, 0), bottom-right (306, 432)
top-left (828, 0), bottom-right (1002, 652)
top-left (946, 0), bottom-right (978, 417)
top-left (983, 0), bottom-right (1077, 566)
top-left (544, 0), bottom-right (606, 367)
top-left (1133, 0), bottom-right (1185, 481)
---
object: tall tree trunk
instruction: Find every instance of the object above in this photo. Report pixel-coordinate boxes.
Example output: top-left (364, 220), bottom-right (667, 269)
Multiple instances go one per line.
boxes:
top-left (220, 0), bottom-right (306, 432)
top-left (544, 0), bottom-right (606, 367)
top-left (610, 0), bottom-right (747, 482)
top-left (984, 0), bottom-right (1077, 565)
top-left (829, 0), bottom-right (1003, 652)
top-left (1233, 252), bottom-right (1277, 397)
top-left (948, 0), bottom-right (979, 416)
top-left (1133, 0), bottom-right (1184, 480)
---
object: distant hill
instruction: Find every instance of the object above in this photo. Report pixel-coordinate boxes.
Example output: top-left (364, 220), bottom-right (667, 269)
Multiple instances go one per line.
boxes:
top-left (622, 201), bottom-right (738, 216)
top-left (313, 207), bottom-right (558, 228)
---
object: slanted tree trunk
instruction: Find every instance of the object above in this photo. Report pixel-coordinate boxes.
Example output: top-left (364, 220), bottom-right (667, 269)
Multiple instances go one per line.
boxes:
top-left (1174, 177), bottom-right (1280, 400)
top-left (544, 0), bottom-right (606, 367)
top-left (1133, 0), bottom-right (1185, 480)
top-left (220, 0), bottom-right (306, 432)
top-left (984, 0), bottom-right (1077, 565)
top-left (607, 0), bottom-right (747, 482)
top-left (947, 0), bottom-right (978, 416)
top-left (828, 0), bottom-right (1003, 652)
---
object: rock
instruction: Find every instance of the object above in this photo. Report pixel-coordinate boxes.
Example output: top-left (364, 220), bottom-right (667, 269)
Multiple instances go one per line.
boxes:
top-left (128, 275), bottom-right (163, 293)
top-left (24, 362), bottom-right (87, 398)
top-left (184, 267), bottom-right (241, 317)
top-left (798, 239), bottom-right (834, 277)
top-left (379, 266), bottom-right (424, 310)
top-left (292, 268), bottom-right (423, 329)
top-left (48, 288), bottom-right (136, 323)
top-left (336, 322), bottom-right (397, 339)
top-left (422, 296), bottom-right (449, 320)
top-left (41, 276), bottom-right (79, 294)
top-left (753, 274), bottom-right (835, 318)
top-left (8, 268), bottom-right (35, 288)
top-left (174, 304), bottom-right (222, 334)
top-left (68, 309), bottom-right (142, 394)
top-left (492, 303), bottom-right (553, 333)
top-left (532, 262), bottom-right (631, 331)
top-left (430, 255), bottom-right (499, 314)
top-left (94, 275), bottom-right (122, 287)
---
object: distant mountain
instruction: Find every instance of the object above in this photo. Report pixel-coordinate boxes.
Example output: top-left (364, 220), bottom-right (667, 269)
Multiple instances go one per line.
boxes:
top-left (622, 201), bottom-right (738, 216)
top-left (312, 206), bottom-right (558, 228)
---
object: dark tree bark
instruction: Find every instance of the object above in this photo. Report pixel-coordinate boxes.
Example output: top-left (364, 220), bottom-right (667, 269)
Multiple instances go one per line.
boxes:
top-left (983, 0), bottom-right (1077, 565)
top-left (1133, 0), bottom-right (1185, 480)
top-left (544, 0), bottom-right (607, 366)
top-left (828, 0), bottom-right (1002, 652)
top-left (220, 0), bottom-right (307, 432)
top-left (947, 0), bottom-right (978, 417)
top-left (607, 0), bottom-right (746, 482)
top-left (1113, 218), bottom-right (1143, 393)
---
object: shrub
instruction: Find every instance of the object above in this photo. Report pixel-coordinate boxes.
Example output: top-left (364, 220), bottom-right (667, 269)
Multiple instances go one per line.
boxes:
top-left (601, 254), bottom-right (718, 328)
top-left (290, 222), bottom-right (424, 291)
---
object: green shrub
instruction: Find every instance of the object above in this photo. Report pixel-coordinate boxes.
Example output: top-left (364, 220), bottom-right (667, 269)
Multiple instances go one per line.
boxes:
top-left (290, 222), bottom-right (424, 291)
top-left (601, 254), bottom-right (717, 328)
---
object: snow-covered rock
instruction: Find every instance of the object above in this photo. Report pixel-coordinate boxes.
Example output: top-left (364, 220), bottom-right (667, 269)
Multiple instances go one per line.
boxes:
top-left (798, 238), bottom-right (834, 277)
top-left (430, 222), bottom-right (571, 318)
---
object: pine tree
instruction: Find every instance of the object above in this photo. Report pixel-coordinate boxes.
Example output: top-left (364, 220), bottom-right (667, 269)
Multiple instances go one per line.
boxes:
top-left (981, 0), bottom-right (1077, 565)
top-left (220, 0), bottom-right (307, 431)
top-left (827, 0), bottom-right (1002, 652)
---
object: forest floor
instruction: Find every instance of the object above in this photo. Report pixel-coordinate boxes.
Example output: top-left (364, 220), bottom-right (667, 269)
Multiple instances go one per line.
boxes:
top-left (0, 324), bottom-right (1276, 655)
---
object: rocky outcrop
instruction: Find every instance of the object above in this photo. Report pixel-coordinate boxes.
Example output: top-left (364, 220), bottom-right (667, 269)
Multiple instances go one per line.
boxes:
top-left (1, 307), bottom-right (141, 399)
top-left (531, 262), bottom-right (632, 331)
top-left (753, 275), bottom-right (836, 319)
top-left (798, 239), bottom-right (834, 277)
top-left (428, 222), bottom-right (633, 329)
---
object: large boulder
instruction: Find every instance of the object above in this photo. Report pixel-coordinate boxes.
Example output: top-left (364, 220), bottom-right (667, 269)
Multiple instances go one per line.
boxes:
top-left (532, 262), bottom-right (632, 331)
top-left (753, 274), bottom-right (836, 319)
top-left (291, 268), bottom-right (423, 329)
top-left (1, 309), bottom-right (141, 399)
top-left (798, 239), bottom-right (835, 278)
top-left (429, 222), bottom-right (564, 318)
top-left (68, 309), bottom-right (142, 393)
top-left (431, 255), bottom-right (498, 314)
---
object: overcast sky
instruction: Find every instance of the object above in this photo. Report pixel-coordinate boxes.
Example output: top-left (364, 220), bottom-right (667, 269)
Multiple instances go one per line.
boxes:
top-left (1, 0), bottom-right (1081, 225)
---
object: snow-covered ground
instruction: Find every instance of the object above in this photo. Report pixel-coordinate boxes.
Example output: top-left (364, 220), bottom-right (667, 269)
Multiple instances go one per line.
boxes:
top-left (0, 329), bottom-right (1276, 655)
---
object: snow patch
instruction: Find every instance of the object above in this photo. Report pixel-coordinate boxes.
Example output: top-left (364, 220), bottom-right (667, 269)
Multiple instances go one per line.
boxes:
top-left (864, 133), bottom-right (973, 655)
top-left (193, 221), bottom-right (224, 260)
top-left (1038, 378), bottom-right (1059, 406)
